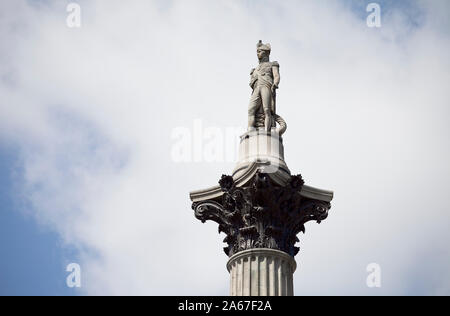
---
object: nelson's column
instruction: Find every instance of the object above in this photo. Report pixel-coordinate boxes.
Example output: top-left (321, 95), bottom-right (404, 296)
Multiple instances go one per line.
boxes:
top-left (189, 41), bottom-right (334, 296)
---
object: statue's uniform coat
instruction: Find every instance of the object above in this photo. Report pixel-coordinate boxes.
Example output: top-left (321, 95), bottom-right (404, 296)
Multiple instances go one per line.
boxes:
top-left (248, 61), bottom-right (279, 129)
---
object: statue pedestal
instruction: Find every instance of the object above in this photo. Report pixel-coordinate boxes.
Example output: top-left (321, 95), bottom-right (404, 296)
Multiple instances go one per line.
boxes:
top-left (227, 248), bottom-right (296, 296)
top-left (232, 129), bottom-right (290, 186)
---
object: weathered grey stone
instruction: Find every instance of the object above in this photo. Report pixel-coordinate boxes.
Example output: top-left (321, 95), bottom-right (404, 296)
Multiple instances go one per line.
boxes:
top-left (232, 129), bottom-right (290, 183)
top-left (227, 248), bottom-right (296, 296)
top-left (192, 171), bottom-right (330, 257)
top-left (248, 40), bottom-right (286, 135)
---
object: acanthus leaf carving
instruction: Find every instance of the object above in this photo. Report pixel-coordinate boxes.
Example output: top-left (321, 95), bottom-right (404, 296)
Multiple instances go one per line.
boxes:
top-left (191, 172), bottom-right (331, 257)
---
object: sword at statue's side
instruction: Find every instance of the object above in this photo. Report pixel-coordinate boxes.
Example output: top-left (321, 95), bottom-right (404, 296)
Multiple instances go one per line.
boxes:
top-left (271, 85), bottom-right (277, 120)
top-left (270, 84), bottom-right (287, 135)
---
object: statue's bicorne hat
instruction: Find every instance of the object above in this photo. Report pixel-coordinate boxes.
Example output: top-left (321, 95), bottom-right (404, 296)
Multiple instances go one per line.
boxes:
top-left (257, 40), bottom-right (271, 52)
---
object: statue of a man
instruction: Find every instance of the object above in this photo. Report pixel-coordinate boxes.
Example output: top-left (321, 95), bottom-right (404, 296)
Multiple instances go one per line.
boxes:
top-left (248, 40), bottom-right (280, 132)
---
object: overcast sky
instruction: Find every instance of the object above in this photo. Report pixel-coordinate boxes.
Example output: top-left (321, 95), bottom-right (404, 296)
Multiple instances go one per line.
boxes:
top-left (0, 0), bottom-right (449, 295)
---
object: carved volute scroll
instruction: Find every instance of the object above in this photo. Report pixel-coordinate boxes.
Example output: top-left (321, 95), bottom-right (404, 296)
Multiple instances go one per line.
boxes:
top-left (192, 172), bottom-right (330, 257)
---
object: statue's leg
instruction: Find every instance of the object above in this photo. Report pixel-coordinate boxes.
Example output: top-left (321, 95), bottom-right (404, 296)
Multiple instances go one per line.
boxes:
top-left (261, 86), bottom-right (272, 132)
top-left (248, 88), bottom-right (261, 129)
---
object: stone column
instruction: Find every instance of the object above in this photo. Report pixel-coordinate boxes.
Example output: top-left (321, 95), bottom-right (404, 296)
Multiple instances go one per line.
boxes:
top-left (227, 248), bottom-right (296, 296)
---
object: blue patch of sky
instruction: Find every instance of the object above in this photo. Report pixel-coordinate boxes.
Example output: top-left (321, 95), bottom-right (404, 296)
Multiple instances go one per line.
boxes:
top-left (0, 144), bottom-right (79, 296)
top-left (0, 105), bottom-right (127, 295)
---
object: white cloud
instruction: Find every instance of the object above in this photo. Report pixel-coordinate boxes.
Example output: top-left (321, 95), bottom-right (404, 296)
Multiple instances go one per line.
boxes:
top-left (0, 0), bottom-right (449, 295)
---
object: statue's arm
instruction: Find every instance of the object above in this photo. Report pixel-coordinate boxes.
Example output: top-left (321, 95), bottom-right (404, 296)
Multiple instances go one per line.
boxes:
top-left (272, 65), bottom-right (280, 89)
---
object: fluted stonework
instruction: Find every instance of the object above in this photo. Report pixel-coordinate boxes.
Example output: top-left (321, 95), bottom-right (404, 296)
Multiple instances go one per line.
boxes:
top-left (227, 249), bottom-right (296, 296)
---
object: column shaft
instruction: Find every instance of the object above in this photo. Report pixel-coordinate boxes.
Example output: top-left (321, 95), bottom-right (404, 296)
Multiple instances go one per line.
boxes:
top-left (227, 248), bottom-right (296, 296)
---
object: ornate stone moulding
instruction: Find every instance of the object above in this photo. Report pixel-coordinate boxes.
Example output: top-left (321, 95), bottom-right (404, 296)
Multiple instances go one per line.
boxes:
top-left (190, 170), bottom-right (332, 258)
top-left (189, 161), bottom-right (333, 203)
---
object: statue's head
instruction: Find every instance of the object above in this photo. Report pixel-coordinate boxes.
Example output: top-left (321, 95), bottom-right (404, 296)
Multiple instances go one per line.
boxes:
top-left (256, 40), bottom-right (271, 61)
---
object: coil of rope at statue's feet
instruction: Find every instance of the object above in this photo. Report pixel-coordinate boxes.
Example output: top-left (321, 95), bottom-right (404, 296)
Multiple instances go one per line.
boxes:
top-left (254, 113), bottom-right (287, 136)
